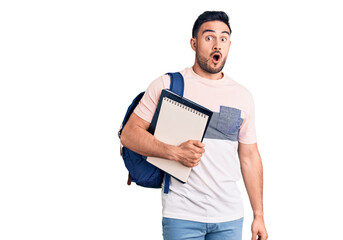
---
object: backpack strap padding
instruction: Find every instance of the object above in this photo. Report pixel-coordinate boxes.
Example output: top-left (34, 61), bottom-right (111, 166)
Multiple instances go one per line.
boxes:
top-left (167, 72), bottom-right (184, 96)
top-left (163, 72), bottom-right (184, 194)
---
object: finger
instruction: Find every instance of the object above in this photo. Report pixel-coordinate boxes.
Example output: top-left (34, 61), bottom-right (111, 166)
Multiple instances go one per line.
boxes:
top-left (194, 146), bottom-right (205, 154)
top-left (192, 159), bottom-right (201, 167)
top-left (192, 140), bottom-right (205, 148)
top-left (185, 161), bottom-right (194, 168)
top-left (188, 161), bottom-right (197, 168)
top-left (251, 232), bottom-right (257, 240)
top-left (260, 232), bottom-right (268, 240)
top-left (192, 157), bottom-right (201, 164)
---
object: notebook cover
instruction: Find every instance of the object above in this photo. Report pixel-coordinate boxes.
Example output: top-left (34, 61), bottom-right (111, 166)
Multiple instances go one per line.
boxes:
top-left (147, 89), bottom-right (213, 183)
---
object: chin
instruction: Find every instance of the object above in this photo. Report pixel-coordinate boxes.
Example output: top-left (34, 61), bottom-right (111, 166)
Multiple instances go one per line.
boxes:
top-left (207, 64), bottom-right (224, 74)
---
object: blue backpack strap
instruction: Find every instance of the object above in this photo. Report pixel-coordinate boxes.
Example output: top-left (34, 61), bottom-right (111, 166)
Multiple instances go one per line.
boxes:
top-left (167, 72), bottom-right (184, 96)
top-left (163, 72), bottom-right (184, 194)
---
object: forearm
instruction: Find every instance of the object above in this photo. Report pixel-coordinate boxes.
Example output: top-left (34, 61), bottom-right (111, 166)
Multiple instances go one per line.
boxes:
top-left (120, 124), bottom-right (176, 160)
top-left (240, 154), bottom-right (264, 218)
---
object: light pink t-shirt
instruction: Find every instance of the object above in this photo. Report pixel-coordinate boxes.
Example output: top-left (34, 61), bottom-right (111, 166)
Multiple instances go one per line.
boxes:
top-left (134, 67), bottom-right (257, 223)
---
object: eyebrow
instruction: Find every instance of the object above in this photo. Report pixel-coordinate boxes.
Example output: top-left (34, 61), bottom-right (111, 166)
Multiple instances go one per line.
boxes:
top-left (202, 29), bottom-right (231, 35)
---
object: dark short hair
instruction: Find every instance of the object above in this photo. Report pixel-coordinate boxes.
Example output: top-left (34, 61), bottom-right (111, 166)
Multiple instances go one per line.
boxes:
top-left (192, 11), bottom-right (232, 38)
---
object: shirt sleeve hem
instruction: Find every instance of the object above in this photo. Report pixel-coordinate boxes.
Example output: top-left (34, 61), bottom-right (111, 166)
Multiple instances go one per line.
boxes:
top-left (238, 139), bottom-right (257, 144)
top-left (133, 108), bottom-right (152, 124)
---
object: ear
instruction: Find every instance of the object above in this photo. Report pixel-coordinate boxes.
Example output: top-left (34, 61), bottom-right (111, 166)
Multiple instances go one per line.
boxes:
top-left (190, 38), bottom-right (197, 51)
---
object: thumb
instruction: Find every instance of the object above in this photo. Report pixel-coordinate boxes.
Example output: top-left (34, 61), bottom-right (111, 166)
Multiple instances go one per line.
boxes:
top-left (193, 140), bottom-right (205, 148)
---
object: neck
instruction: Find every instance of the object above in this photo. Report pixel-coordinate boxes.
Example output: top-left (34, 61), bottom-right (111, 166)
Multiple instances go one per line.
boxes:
top-left (192, 62), bottom-right (224, 80)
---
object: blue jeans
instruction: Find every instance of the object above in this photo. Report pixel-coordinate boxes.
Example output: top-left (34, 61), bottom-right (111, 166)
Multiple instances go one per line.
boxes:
top-left (162, 217), bottom-right (243, 240)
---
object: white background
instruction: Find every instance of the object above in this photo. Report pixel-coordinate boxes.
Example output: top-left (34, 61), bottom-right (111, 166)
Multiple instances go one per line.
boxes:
top-left (1, 0), bottom-right (342, 239)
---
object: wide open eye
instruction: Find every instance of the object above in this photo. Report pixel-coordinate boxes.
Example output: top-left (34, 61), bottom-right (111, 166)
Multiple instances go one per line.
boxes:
top-left (205, 36), bottom-right (213, 41)
top-left (221, 37), bottom-right (227, 42)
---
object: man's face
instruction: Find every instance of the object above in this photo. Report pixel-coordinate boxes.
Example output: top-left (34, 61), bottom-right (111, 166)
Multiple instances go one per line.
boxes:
top-left (191, 20), bottom-right (231, 74)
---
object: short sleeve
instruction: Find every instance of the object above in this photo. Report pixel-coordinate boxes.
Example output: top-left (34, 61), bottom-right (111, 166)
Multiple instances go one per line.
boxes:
top-left (238, 92), bottom-right (257, 144)
top-left (133, 74), bottom-right (171, 123)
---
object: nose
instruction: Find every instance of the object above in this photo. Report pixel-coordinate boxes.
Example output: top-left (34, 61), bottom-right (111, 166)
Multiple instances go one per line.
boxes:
top-left (213, 39), bottom-right (221, 51)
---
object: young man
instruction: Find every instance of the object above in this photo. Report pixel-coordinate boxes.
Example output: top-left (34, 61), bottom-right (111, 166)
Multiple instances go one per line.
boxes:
top-left (121, 11), bottom-right (268, 240)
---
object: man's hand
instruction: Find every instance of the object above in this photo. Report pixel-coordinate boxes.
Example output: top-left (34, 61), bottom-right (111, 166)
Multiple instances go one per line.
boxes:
top-left (173, 140), bottom-right (205, 167)
top-left (251, 216), bottom-right (268, 240)
top-left (121, 113), bottom-right (205, 168)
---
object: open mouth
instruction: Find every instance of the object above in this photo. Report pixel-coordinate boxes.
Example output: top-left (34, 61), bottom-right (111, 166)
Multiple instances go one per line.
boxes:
top-left (212, 53), bottom-right (221, 63)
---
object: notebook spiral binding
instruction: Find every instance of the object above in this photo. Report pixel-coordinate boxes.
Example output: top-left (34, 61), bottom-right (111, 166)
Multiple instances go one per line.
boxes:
top-left (163, 97), bottom-right (207, 118)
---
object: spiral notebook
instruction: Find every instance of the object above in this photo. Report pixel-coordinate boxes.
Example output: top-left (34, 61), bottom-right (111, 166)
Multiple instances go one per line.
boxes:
top-left (147, 89), bottom-right (213, 183)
